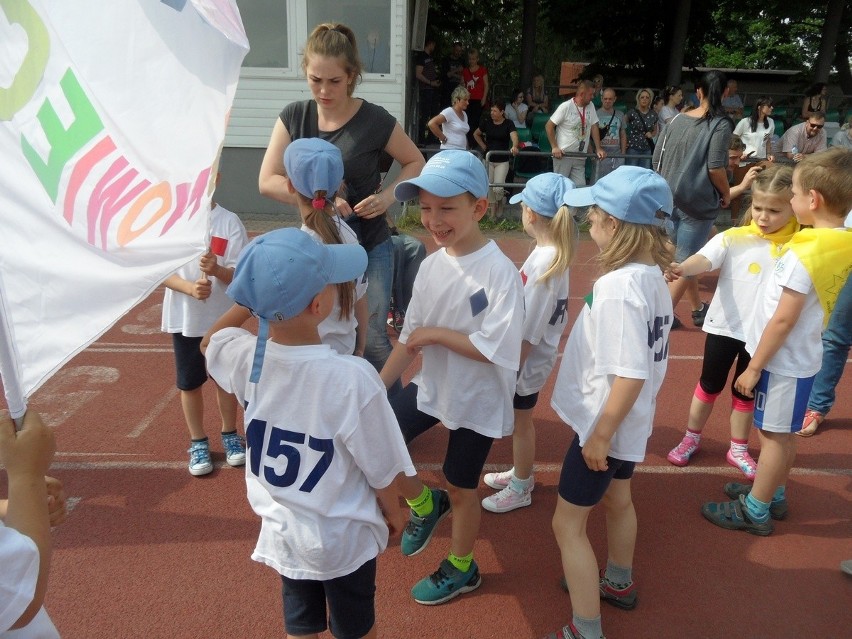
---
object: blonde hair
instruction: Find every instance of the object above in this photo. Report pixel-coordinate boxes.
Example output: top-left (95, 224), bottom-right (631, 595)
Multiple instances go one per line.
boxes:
top-left (588, 206), bottom-right (672, 273)
top-left (795, 147), bottom-right (852, 217)
top-left (634, 88), bottom-right (654, 107)
top-left (531, 205), bottom-right (577, 283)
top-left (451, 85), bottom-right (470, 105)
top-left (302, 23), bottom-right (363, 97)
top-left (739, 164), bottom-right (793, 226)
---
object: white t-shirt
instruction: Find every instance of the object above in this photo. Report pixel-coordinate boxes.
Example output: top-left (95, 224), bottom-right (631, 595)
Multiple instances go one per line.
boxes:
top-left (0, 523), bottom-right (60, 639)
top-left (206, 334), bottom-right (415, 581)
top-left (439, 107), bottom-right (469, 150)
top-left (549, 98), bottom-right (599, 152)
top-left (698, 231), bottom-right (781, 341)
top-left (516, 246), bottom-right (571, 395)
top-left (302, 219), bottom-right (368, 355)
top-left (746, 250), bottom-right (822, 377)
top-left (401, 240), bottom-right (524, 438)
top-left (161, 205), bottom-right (248, 337)
top-left (733, 118), bottom-right (774, 159)
top-left (551, 263), bottom-right (672, 462)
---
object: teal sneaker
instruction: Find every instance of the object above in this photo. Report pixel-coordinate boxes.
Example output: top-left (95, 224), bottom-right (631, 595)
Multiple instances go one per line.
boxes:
top-left (411, 559), bottom-right (481, 605)
top-left (401, 488), bottom-right (451, 556)
top-left (188, 440), bottom-right (212, 476)
top-left (701, 495), bottom-right (774, 536)
top-left (724, 483), bottom-right (788, 520)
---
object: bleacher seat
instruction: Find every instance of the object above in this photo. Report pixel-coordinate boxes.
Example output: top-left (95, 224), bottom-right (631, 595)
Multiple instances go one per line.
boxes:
top-left (530, 112), bottom-right (550, 144)
top-left (516, 127), bottom-right (532, 144)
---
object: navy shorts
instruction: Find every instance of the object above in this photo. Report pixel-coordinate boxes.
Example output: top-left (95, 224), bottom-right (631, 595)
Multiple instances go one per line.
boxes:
top-left (390, 383), bottom-right (494, 489)
top-left (281, 558), bottom-right (376, 639)
top-left (558, 435), bottom-right (636, 507)
top-left (513, 391), bottom-right (539, 410)
top-left (171, 333), bottom-right (207, 391)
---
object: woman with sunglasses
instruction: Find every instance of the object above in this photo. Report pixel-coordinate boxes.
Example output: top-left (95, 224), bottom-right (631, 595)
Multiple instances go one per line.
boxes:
top-left (733, 96), bottom-right (775, 161)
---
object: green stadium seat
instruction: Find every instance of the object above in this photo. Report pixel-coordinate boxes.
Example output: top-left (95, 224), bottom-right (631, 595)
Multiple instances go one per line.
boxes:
top-left (826, 110), bottom-right (841, 124)
top-left (530, 112), bottom-right (550, 144)
top-left (516, 127), bottom-right (532, 144)
top-left (774, 119), bottom-right (785, 137)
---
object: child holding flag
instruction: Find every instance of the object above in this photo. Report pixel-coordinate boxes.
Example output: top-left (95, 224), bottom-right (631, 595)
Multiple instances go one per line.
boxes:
top-left (161, 194), bottom-right (249, 477)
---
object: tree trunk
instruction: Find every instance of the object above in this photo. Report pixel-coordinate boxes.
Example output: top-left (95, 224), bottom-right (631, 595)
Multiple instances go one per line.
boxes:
top-left (666, 0), bottom-right (691, 87)
top-left (520, 0), bottom-right (538, 93)
top-left (812, 0), bottom-right (846, 82)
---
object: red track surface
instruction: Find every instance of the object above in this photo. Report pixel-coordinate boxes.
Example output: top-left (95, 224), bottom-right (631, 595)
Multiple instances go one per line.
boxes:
top-left (5, 233), bottom-right (851, 638)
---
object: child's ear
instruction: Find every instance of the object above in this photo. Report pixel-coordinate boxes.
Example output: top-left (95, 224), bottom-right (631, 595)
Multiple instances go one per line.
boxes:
top-left (473, 197), bottom-right (489, 221)
top-left (807, 188), bottom-right (822, 211)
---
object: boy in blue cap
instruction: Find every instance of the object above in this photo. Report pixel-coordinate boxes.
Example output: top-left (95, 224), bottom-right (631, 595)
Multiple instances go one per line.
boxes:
top-left (381, 150), bottom-right (525, 604)
top-left (201, 228), bottom-right (416, 639)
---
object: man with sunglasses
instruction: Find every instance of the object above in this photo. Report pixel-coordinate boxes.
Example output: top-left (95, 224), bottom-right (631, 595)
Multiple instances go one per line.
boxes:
top-left (781, 112), bottom-right (828, 162)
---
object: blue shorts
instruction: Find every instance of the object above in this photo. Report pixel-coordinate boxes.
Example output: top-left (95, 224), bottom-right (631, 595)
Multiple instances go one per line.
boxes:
top-left (753, 370), bottom-right (815, 433)
top-left (558, 435), bottom-right (635, 507)
top-left (171, 333), bottom-right (207, 391)
top-left (513, 391), bottom-right (539, 410)
top-left (671, 208), bottom-right (716, 264)
top-left (281, 558), bottom-right (376, 639)
top-left (389, 383), bottom-right (494, 489)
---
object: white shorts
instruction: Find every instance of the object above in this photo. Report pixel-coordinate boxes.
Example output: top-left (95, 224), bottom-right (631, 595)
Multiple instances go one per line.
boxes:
top-left (753, 370), bottom-right (815, 433)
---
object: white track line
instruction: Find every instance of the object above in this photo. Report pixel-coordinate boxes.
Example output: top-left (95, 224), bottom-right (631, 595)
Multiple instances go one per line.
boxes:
top-left (125, 386), bottom-right (179, 438)
top-left (48, 460), bottom-right (851, 476)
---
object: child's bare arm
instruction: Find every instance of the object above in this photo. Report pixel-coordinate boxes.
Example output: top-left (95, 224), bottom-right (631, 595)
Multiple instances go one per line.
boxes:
top-left (199, 251), bottom-right (236, 284)
top-left (380, 341), bottom-right (417, 389)
top-left (583, 376), bottom-right (645, 471)
top-left (735, 287), bottom-right (806, 397)
top-left (665, 254), bottom-right (712, 282)
top-left (405, 327), bottom-right (490, 363)
top-left (375, 474), bottom-right (409, 537)
top-left (164, 274), bottom-right (211, 300)
top-left (200, 304), bottom-right (252, 355)
top-left (0, 411), bottom-right (55, 629)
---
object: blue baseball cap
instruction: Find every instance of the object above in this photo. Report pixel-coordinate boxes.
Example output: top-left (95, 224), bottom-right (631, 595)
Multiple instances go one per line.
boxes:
top-left (394, 150), bottom-right (489, 201)
top-left (508, 173), bottom-right (574, 217)
top-left (284, 138), bottom-right (345, 200)
top-left (227, 228), bottom-right (367, 322)
top-left (563, 166), bottom-right (673, 227)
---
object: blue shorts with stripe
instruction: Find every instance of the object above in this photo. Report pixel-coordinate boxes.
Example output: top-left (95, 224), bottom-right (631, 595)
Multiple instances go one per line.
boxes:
top-left (753, 370), bottom-right (815, 433)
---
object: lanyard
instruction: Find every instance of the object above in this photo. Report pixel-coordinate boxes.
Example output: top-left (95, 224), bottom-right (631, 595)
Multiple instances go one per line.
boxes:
top-left (574, 99), bottom-right (586, 136)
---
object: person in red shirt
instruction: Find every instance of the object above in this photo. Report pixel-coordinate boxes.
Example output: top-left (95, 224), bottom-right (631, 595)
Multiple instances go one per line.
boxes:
top-left (462, 48), bottom-right (489, 147)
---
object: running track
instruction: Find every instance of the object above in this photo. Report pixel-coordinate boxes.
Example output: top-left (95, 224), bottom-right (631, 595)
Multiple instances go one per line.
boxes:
top-left (4, 231), bottom-right (851, 638)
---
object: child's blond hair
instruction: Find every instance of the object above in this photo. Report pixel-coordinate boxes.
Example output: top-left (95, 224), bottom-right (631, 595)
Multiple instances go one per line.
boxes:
top-left (532, 205), bottom-right (577, 283)
top-left (795, 147), bottom-right (852, 217)
top-left (588, 206), bottom-right (672, 273)
top-left (739, 164), bottom-right (794, 226)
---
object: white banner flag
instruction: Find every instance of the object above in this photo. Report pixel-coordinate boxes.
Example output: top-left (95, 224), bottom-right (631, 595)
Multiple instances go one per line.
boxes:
top-left (0, 0), bottom-right (249, 405)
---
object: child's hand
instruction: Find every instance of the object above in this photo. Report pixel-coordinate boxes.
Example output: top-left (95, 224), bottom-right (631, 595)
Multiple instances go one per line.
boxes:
top-left (45, 476), bottom-right (67, 527)
top-left (382, 502), bottom-right (407, 537)
top-left (734, 368), bottom-right (760, 398)
top-left (0, 410), bottom-right (55, 480)
top-left (664, 262), bottom-right (683, 283)
top-left (581, 432), bottom-right (610, 472)
top-left (740, 165), bottom-right (762, 190)
top-left (405, 328), bottom-right (435, 355)
top-left (191, 277), bottom-right (212, 301)
top-left (199, 251), bottom-right (218, 277)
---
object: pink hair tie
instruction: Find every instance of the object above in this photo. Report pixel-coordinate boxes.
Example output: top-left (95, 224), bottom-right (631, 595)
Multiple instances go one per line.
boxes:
top-left (311, 197), bottom-right (325, 210)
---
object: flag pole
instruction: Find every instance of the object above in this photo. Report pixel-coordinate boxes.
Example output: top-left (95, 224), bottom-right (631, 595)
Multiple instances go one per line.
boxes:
top-left (0, 269), bottom-right (27, 426)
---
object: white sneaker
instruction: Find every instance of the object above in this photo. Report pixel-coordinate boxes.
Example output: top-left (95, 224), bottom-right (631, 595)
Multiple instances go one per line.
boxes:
top-left (483, 468), bottom-right (534, 492)
top-left (482, 485), bottom-right (532, 513)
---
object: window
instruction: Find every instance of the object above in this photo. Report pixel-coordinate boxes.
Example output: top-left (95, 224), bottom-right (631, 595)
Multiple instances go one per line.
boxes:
top-left (306, 1), bottom-right (391, 75)
top-left (240, 0), bottom-right (288, 68)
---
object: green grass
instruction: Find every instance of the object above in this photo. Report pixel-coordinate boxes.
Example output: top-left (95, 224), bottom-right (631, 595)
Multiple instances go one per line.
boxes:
top-left (394, 204), bottom-right (524, 232)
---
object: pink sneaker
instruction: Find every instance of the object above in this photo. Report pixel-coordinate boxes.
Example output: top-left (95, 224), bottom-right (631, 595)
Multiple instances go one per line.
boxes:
top-left (667, 436), bottom-right (700, 467)
top-left (483, 468), bottom-right (534, 491)
top-left (481, 485), bottom-right (532, 513)
top-left (726, 449), bottom-right (757, 481)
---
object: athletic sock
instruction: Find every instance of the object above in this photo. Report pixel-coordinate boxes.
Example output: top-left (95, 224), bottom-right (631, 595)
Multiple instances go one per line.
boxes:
top-left (448, 551), bottom-right (472, 572)
top-left (191, 436), bottom-right (209, 443)
top-left (685, 428), bottom-right (701, 444)
top-left (729, 438), bottom-right (749, 457)
top-left (406, 485), bottom-right (433, 517)
top-left (509, 475), bottom-right (532, 493)
top-left (745, 492), bottom-right (770, 523)
top-left (572, 614), bottom-right (602, 639)
top-left (604, 561), bottom-right (633, 590)
top-left (772, 485), bottom-right (786, 504)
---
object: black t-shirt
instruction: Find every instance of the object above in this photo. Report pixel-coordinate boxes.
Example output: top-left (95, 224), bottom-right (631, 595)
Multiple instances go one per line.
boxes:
top-left (280, 100), bottom-right (396, 251)
top-left (414, 50), bottom-right (437, 87)
top-left (478, 118), bottom-right (516, 153)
